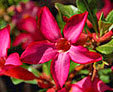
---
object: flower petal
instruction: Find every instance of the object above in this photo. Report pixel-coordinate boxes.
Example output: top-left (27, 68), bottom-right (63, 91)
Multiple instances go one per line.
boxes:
top-left (93, 77), bottom-right (113, 92)
top-left (21, 41), bottom-right (57, 64)
top-left (63, 12), bottom-right (88, 43)
top-left (17, 17), bottom-right (37, 33)
top-left (5, 53), bottom-right (22, 66)
top-left (70, 76), bottom-right (92, 92)
top-left (69, 45), bottom-right (102, 64)
top-left (0, 25), bottom-right (10, 57)
top-left (96, 0), bottom-right (112, 19)
top-left (3, 66), bottom-right (37, 80)
top-left (38, 6), bottom-right (62, 42)
top-left (51, 52), bottom-right (70, 88)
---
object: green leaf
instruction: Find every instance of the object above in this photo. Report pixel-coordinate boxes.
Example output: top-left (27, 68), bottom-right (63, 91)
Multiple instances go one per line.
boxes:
top-left (28, 66), bottom-right (40, 77)
top-left (11, 78), bottom-right (24, 85)
top-left (55, 3), bottom-right (79, 18)
top-left (38, 89), bottom-right (47, 92)
top-left (100, 75), bottom-right (110, 83)
top-left (24, 80), bottom-right (37, 84)
top-left (106, 10), bottom-right (113, 23)
top-left (76, 0), bottom-right (98, 33)
top-left (11, 78), bottom-right (37, 85)
top-left (0, 18), bottom-right (7, 29)
top-left (98, 68), bottom-right (112, 83)
top-left (42, 60), bottom-right (51, 76)
top-left (69, 61), bottom-right (80, 73)
top-left (56, 12), bottom-right (65, 31)
top-left (96, 39), bottom-right (113, 54)
top-left (79, 69), bottom-right (89, 74)
top-left (98, 13), bottom-right (112, 36)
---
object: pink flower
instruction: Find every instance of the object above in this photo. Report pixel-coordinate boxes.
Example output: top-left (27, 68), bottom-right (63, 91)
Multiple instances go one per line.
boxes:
top-left (21, 6), bottom-right (102, 88)
top-left (70, 76), bottom-right (113, 92)
top-left (0, 25), bottom-right (38, 80)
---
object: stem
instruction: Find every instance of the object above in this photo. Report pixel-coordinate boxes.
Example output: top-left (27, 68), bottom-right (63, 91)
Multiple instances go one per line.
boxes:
top-left (91, 63), bottom-right (97, 81)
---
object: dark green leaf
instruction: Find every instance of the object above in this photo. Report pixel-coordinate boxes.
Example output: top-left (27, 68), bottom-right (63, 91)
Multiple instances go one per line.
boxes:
top-left (76, 0), bottom-right (98, 33)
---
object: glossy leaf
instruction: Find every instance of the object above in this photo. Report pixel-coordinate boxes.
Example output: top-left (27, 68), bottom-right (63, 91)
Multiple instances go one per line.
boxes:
top-left (55, 3), bottom-right (79, 18)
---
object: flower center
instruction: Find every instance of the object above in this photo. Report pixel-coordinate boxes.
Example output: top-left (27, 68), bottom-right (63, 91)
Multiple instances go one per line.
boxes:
top-left (55, 38), bottom-right (71, 52)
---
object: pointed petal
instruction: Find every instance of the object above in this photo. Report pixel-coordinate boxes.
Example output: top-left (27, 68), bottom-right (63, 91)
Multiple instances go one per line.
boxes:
top-left (93, 77), bottom-right (113, 92)
top-left (21, 41), bottom-right (57, 64)
top-left (69, 45), bottom-right (102, 64)
top-left (4, 66), bottom-right (37, 80)
top-left (96, 0), bottom-right (112, 18)
top-left (71, 76), bottom-right (92, 92)
top-left (12, 33), bottom-right (34, 49)
top-left (38, 6), bottom-right (62, 42)
top-left (63, 12), bottom-right (88, 43)
top-left (5, 53), bottom-right (22, 66)
top-left (51, 52), bottom-right (70, 88)
top-left (0, 25), bottom-right (10, 57)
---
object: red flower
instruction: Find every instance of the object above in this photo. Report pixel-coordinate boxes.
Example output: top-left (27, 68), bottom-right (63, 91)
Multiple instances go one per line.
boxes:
top-left (21, 6), bottom-right (102, 88)
top-left (70, 76), bottom-right (113, 92)
top-left (0, 25), bottom-right (37, 80)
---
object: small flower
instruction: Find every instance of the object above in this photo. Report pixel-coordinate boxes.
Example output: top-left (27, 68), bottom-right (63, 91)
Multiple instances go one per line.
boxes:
top-left (70, 76), bottom-right (113, 92)
top-left (21, 6), bottom-right (102, 88)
